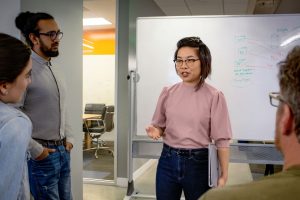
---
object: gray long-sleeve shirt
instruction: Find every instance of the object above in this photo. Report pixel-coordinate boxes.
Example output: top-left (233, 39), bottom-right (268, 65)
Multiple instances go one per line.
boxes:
top-left (20, 51), bottom-right (74, 158)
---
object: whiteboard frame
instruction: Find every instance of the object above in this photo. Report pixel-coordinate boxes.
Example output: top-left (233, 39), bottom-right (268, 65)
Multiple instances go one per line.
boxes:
top-left (135, 14), bottom-right (300, 141)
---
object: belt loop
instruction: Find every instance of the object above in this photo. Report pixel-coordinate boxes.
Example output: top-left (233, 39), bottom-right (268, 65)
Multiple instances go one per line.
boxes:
top-left (188, 149), bottom-right (192, 156)
top-left (164, 143), bottom-right (171, 153)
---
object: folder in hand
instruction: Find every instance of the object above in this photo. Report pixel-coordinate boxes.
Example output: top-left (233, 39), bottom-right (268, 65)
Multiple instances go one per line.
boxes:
top-left (208, 143), bottom-right (220, 188)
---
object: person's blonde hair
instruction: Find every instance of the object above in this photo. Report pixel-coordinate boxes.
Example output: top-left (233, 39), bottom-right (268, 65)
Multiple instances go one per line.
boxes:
top-left (278, 46), bottom-right (300, 141)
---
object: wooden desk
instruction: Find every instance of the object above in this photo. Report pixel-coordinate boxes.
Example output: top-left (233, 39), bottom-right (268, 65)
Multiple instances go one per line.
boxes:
top-left (82, 114), bottom-right (101, 149)
top-left (82, 114), bottom-right (102, 119)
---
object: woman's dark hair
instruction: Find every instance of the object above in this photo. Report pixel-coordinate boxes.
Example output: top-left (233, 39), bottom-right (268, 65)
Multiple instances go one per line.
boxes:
top-left (174, 36), bottom-right (212, 90)
top-left (0, 33), bottom-right (31, 84)
top-left (15, 11), bottom-right (54, 47)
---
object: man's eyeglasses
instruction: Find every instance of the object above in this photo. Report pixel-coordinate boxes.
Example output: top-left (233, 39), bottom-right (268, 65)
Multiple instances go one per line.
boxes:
top-left (269, 92), bottom-right (285, 107)
top-left (38, 31), bottom-right (63, 41)
top-left (173, 58), bottom-right (200, 67)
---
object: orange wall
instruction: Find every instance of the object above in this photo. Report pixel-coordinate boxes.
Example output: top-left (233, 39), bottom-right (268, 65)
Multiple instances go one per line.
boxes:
top-left (83, 29), bottom-right (115, 55)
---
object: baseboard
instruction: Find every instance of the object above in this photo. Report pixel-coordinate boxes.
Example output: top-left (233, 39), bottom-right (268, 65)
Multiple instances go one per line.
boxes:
top-left (133, 159), bottom-right (156, 180)
top-left (116, 177), bottom-right (128, 187)
top-left (116, 159), bottom-right (157, 187)
top-left (83, 178), bottom-right (114, 185)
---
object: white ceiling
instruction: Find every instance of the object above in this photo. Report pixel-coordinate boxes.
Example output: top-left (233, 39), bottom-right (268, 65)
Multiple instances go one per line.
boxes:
top-left (83, 0), bottom-right (116, 30)
top-left (153, 0), bottom-right (255, 15)
top-left (83, 0), bottom-right (300, 30)
top-left (153, 0), bottom-right (300, 15)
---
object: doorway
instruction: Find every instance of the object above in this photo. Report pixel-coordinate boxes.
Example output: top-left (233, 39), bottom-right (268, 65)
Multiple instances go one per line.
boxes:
top-left (82, 0), bottom-right (116, 183)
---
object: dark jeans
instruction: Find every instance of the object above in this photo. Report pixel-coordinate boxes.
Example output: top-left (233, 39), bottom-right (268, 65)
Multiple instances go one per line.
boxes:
top-left (156, 144), bottom-right (210, 200)
top-left (28, 145), bottom-right (72, 200)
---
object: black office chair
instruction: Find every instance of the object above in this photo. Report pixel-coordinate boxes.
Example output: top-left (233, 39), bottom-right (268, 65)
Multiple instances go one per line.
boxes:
top-left (83, 103), bottom-right (105, 156)
top-left (106, 105), bottom-right (114, 112)
top-left (84, 103), bottom-right (106, 118)
top-left (83, 108), bottom-right (114, 158)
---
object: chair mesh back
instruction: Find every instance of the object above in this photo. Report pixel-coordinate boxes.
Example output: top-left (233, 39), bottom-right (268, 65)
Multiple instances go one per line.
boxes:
top-left (104, 112), bottom-right (114, 132)
top-left (106, 105), bottom-right (114, 112)
top-left (85, 103), bottom-right (106, 117)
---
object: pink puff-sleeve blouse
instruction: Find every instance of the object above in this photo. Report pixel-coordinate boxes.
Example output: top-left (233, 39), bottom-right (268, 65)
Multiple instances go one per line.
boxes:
top-left (151, 82), bottom-right (232, 149)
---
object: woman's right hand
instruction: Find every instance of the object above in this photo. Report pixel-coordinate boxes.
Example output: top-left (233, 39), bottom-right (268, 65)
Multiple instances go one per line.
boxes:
top-left (35, 147), bottom-right (56, 161)
top-left (145, 125), bottom-right (162, 140)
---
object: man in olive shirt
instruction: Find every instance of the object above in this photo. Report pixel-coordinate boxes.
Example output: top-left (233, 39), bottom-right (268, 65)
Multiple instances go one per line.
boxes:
top-left (200, 46), bottom-right (300, 200)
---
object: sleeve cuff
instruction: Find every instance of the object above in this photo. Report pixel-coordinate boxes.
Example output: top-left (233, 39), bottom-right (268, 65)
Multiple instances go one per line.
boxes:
top-left (29, 140), bottom-right (44, 159)
top-left (215, 139), bottom-right (230, 148)
top-left (66, 137), bottom-right (75, 146)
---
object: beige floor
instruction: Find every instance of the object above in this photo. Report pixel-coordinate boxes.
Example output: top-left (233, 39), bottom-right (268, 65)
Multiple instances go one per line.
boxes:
top-left (83, 161), bottom-right (253, 200)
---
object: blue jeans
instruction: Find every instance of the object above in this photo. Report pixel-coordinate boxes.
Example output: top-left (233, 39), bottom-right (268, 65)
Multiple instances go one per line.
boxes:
top-left (156, 144), bottom-right (210, 200)
top-left (28, 145), bottom-right (72, 200)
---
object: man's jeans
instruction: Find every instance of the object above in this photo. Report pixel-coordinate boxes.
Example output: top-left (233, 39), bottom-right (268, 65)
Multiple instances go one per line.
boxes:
top-left (28, 145), bottom-right (72, 200)
top-left (156, 144), bottom-right (210, 200)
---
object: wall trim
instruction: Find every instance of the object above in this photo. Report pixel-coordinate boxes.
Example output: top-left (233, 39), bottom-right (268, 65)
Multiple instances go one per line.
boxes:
top-left (116, 159), bottom-right (156, 187)
top-left (133, 159), bottom-right (156, 180)
top-left (116, 177), bottom-right (128, 187)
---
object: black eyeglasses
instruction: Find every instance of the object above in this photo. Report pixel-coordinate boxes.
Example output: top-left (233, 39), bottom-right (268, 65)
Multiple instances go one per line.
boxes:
top-left (269, 92), bottom-right (285, 107)
top-left (38, 31), bottom-right (63, 41)
top-left (173, 58), bottom-right (200, 67)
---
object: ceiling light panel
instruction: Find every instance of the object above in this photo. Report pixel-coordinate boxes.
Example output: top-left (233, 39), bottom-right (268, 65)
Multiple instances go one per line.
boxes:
top-left (83, 18), bottom-right (112, 26)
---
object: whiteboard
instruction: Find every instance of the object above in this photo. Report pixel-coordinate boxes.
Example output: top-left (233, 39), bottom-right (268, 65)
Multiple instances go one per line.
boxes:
top-left (135, 15), bottom-right (300, 140)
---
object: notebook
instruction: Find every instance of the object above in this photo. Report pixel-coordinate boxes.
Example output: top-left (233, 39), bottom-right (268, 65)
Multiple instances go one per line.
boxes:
top-left (208, 143), bottom-right (220, 188)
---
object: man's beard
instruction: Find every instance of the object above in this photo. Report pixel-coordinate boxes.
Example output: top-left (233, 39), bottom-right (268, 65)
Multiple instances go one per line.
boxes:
top-left (40, 41), bottom-right (59, 57)
top-left (42, 48), bottom-right (59, 57)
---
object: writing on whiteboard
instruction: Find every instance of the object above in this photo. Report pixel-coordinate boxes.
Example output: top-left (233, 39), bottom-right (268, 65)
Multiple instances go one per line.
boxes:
top-left (232, 27), bottom-right (291, 88)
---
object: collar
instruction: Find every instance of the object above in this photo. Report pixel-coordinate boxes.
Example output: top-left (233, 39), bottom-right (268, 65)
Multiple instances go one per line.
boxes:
top-left (31, 50), bottom-right (52, 67)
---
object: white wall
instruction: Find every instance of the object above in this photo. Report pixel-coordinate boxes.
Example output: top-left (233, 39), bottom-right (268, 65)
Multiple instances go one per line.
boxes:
top-left (83, 55), bottom-right (115, 108)
top-left (116, 0), bottom-right (165, 182)
top-left (0, 0), bottom-right (20, 37)
top-left (21, 1), bottom-right (83, 199)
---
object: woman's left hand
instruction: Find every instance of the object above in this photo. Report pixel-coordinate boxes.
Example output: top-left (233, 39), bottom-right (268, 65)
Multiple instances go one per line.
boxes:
top-left (217, 176), bottom-right (227, 187)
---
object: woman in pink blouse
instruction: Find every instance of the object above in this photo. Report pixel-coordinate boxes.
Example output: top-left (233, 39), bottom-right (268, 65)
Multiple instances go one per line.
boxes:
top-left (146, 36), bottom-right (232, 200)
